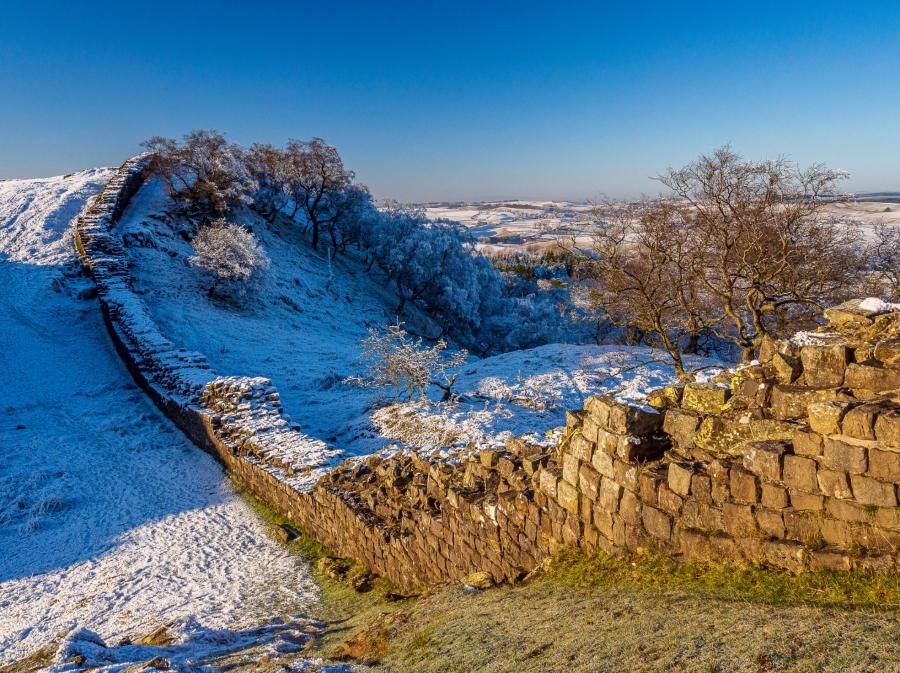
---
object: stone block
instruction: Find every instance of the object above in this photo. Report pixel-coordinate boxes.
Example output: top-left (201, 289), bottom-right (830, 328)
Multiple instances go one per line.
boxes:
top-left (579, 462), bottom-right (601, 501)
top-left (817, 469), bottom-right (853, 499)
top-left (844, 363), bottom-right (900, 393)
top-left (808, 401), bottom-right (855, 435)
top-left (639, 470), bottom-right (663, 506)
top-left (827, 498), bottom-right (869, 523)
top-left (737, 536), bottom-right (767, 563)
top-left (709, 534), bottom-right (740, 560)
top-left (750, 419), bottom-right (798, 441)
top-left (679, 528), bottom-right (710, 560)
top-left (743, 440), bottom-right (791, 480)
top-left (857, 554), bottom-right (895, 572)
top-left (761, 482), bottom-right (789, 509)
top-left (570, 433), bottom-right (595, 462)
top-left (562, 513), bottom-right (583, 547)
top-left (819, 517), bottom-right (855, 547)
top-left (729, 466), bottom-right (759, 504)
top-left (711, 479), bottom-right (730, 504)
top-left (723, 503), bottom-right (756, 536)
top-left (784, 510), bottom-right (821, 543)
top-left (765, 539), bottom-right (807, 573)
top-left (565, 409), bottom-right (587, 429)
top-left (668, 462), bottom-right (696, 496)
top-left (619, 490), bottom-right (642, 526)
top-left (582, 416), bottom-right (601, 444)
top-left (875, 411), bottom-right (900, 448)
top-left (691, 474), bottom-right (713, 504)
top-left (869, 448), bottom-right (900, 481)
top-left (612, 514), bottom-right (627, 547)
top-left (617, 435), bottom-right (669, 463)
top-left (539, 468), bottom-right (561, 499)
top-left (562, 453), bottom-right (581, 487)
top-left (756, 507), bottom-right (786, 538)
top-left (642, 506), bottom-right (672, 541)
top-left (600, 477), bottom-right (622, 513)
top-left (694, 416), bottom-right (744, 456)
top-left (593, 506), bottom-right (614, 539)
top-left (810, 550), bottom-right (851, 571)
top-left (625, 524), bottom-right (649, 554)
top-left (592, 449), bottom-right (615, 479)
top-left (771, 385), bottom-right (840, 421)
top-left (783, 455), bottom-right (818, 492)
top-left (589, 395), bottom-right (664, 435)
top-left (875, 338), bottom-right (900, 366)
top-left (647, 385), bottom-right (684, 410)
top-left (774, 351), bottom-right (803, 383)
top-left (823, 438), bottom-right (868, 473)
top-left (522, 453), bottom-right (549, 477)
top-left (875, 507), bottom-right (900, 531)
top-left (850, 475), bottom-right (897, 506)
top-left (614, 460), bottom-right (638, 492)
top-left (842, 404), bottom-right (881, 440)
top-left (681, 500), bottom-right (702, 527)
top-left (682, 383), bottom-right (731, 414)
top-left (557, 479), bottom-right (579, 515)
top-left (793, 427), bottom-right (824, 457)
top-left (658, 483), bottom-right (683, 516)
top-left (480, 450), bottom-right (500, 468)
top-left (800, 345), bottom-right (849, 388)
top-left (788, 489), bottom-right (824, 511)
top-left (698, 504), bottom-right (726, 531)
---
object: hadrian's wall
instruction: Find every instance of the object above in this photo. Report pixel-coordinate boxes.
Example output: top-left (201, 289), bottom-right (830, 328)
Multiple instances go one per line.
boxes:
top-left (79, 157), bottom-right (900, 593)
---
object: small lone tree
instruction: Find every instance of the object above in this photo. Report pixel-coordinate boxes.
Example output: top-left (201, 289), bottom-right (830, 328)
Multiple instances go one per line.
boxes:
top-left (189, 218), bottom-right (270, 296)
top-left (345, 322), bottom-right (468, 402)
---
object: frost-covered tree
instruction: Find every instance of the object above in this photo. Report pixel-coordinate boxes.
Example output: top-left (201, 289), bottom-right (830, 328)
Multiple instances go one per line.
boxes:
top-left (243, 143), bottom-right (290, 222)
top-left (344, 322), bottom-right (468, 402)
top-left (189, 218), bottom-right (270, 296)
top-left (141, 130), bottom-right (256, 214)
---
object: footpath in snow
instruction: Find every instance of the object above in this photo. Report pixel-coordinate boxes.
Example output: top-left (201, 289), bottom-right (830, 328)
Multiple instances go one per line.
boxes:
top-left (0, 171), bottom-right (329, 669)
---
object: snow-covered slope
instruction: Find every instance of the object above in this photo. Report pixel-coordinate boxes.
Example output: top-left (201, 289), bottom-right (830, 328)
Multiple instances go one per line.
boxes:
top-left (0, 171), bottom-right (317, 667)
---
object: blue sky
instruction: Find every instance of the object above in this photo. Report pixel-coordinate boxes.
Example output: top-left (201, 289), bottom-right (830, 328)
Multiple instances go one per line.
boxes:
top-left (1, 1), bottom-right (898, 201)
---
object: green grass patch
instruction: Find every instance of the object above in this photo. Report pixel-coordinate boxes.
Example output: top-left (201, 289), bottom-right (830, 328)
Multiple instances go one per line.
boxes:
top-left (547, 546), bottom-right (900, 608)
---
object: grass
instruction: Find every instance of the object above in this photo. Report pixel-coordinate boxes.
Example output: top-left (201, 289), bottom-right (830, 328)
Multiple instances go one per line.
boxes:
top-left (230, 474), bottom-right (900, 670)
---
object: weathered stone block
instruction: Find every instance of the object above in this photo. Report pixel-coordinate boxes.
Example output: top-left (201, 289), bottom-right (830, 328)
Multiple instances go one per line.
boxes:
top-left (817, 469), bottom-right (853, 499)
top-left (819, 517), bottom-right (855, 547)
top-left (614, 459), bottom-right (638, 492)
top-left (589, 396), bottom-right (664, 435)
top-left (823, 438), bottom-right (867, 473)
top-left (844, 363), bottom-right (900, 393)
top-left (711, 479), bottom-right (730, 504)
top-left (592, 449), bottom-right (615, 479)
top-left (600, 477), bottom-right (622, 513)
top-left (774, 351), bottom-right (803, 384)
top-left (761, 482), bottom-right (789, 509)
top-left (875, 338), bottom-right (900, 366)
top-left (668, 462), bottom-right (696, 496)
top-left (869, 448), bottom-right (900, 481)
top-left (756, 507), bottom-right (786, 538)
top-left (682, 383), bottom-right (731, 415)
top-left (850, 475), bottom-right (897, 507)
top-left (562, 513), bottom-right (583, 546)
top-left (557, 479), bottom-right (579, 515)
top-left (788, 489), bottom-right (824, 511)
top-left (658, 483), bottom-right (683, 516)
top-left (569, 433), bottom-right (595, 462)
top-left (800, 345), bottom-right (849, 388)
top-left (810, 550), bottom-right (851, 571)
top-left (679, 528), bottom-right (710, 560)
top-left (522, 453), bottom-right (549, 477)
top-left (784, 510), bottom-right (821, 542)
top-left (875, 411), bottom-right (900, 448)
top-left (723, 502), bottom-right (756, 536)
top-left (663, 408), bottom-right (701, 450)
top-left (647, 385), bottom-right (684, 410)
top-left (642, 506), bottom-right (672, 541)
top-left (619, 490), bottom-right (642, 526)
top-left (639, 470), bottom-right (663, 506)
top-left (566, 409), bottom-right (587, 429)
top-left (617, 435), bottom-right (669, 463)
top-left (808, 401), bottom-right (855, 435)
top-left (750, 419), bottom-right (798, 441)
top-left (593, 506), bottom-right (614, 539)
top-left (562, 453), bottom-right (581, 487)
top-left (771, 385), bottom-right (839, 421)
top-left (480, 450), bottom-right (500, 468)
top-left (842, 404), bottom-right (880, 440)
top-left (625, 523), bottom-right (649, 554)
top-left (793, 427), bottom-right (824, 457)
top-left (681, 500), bottom-right (702, 527)
top-left (730, 466), bottom-right (759, 504)
top-left (827, 498), bottom-right (868, 523)
top-left (783, 455), bottom-right (818, 492)
top-left (695, 416), bottom-right (744, 455)
top-left (765, 539), bottom-right (807, 573)
top-left (539, 468), bottom-right (561, 499)
top-left (857, 554), bottom-right (895, 572)
top-left (691, 474), bottom-right (713, 504)
top-left (698, 504), bottom-right (726, 531)
top-left (709, 534), bottom-right (739, 560)
top-left (875, 507), bottom-right (900, 531)
top-left (579, 462), bottom-right (601, 501)
top-left (743, 440), bottom-right (791, 481)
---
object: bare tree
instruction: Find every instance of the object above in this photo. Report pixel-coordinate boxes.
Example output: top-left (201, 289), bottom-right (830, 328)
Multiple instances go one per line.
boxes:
top-left (344, 322), bottom-right (468, 402)
top-left (141, 130), bottom-right (255, 214)
top-left (189, 218), bottom-right (270, 296)
top-left (284, 137), bottom-right (358, 251)
top-left (871, 222), bottom-right (900, 302)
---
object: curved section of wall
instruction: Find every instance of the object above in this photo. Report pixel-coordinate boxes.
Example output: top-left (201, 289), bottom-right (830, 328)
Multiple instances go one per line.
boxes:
top-left (79, 159), bottom-right (900, 593)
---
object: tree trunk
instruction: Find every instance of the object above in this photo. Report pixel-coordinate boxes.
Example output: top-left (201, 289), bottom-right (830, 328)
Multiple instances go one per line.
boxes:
top-left (311, 221), bottom-right (319, 250)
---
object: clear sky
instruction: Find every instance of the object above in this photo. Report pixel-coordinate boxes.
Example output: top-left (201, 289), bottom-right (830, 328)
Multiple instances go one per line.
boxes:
top-left (1, 1), bottom-right (898, 202)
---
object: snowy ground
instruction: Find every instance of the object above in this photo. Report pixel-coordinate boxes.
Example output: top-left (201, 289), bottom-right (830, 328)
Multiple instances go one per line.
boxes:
top-left (118, 184), bottom-right (719, 463)
top-left (0, 171), bottom-right (323, 669)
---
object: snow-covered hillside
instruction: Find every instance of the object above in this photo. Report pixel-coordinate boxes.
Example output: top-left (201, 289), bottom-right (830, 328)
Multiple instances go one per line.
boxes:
top-left (117, 183), bottom-right (719, 463)
top-left (0, 172), bottom-right (321, 668)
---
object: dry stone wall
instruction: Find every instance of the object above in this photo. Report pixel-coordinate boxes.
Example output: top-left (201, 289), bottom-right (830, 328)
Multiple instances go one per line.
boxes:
top-left (80, 158), bottom-right (900, 595)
